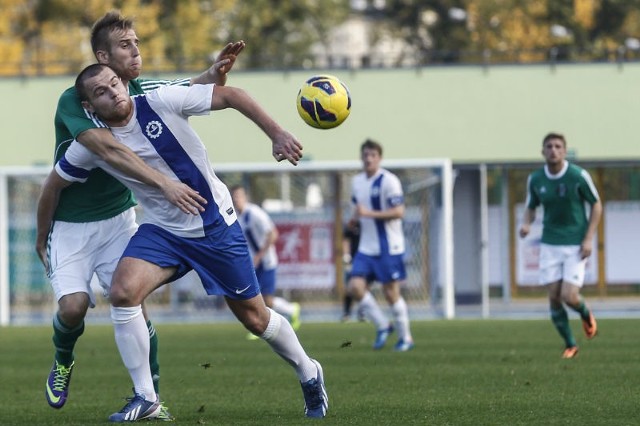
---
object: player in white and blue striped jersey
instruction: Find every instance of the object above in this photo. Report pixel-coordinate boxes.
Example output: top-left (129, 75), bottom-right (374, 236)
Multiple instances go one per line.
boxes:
top-left (44, 63), bottom-right (327, 420)
top-left (347, 139), bottom-right (414, 352)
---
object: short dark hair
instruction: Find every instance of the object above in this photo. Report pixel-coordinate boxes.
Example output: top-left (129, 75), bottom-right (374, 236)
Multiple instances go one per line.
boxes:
top-left (90, 11), bottom-right (134, 55)
top-left (542, 132), bottom-right (566, 147)
top-left (360, 138), bottom-right (383, 156)
top-left (75, 63), bottom-right (110, 101)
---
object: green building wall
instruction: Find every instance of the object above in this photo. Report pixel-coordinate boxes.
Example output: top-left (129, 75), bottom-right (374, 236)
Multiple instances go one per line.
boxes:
top-left (2, 62), bottom-right (639, 167)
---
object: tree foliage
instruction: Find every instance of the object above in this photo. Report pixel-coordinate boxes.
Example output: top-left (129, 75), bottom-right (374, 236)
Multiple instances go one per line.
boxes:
top-left (3, 0), bottom-right (640, 76)
top-left (363, 0), bottom-right (640, 64)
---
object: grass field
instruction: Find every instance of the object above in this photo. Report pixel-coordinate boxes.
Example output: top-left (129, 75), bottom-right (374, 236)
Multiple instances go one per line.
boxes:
top-left (1, 318), bottom-right (638, 425)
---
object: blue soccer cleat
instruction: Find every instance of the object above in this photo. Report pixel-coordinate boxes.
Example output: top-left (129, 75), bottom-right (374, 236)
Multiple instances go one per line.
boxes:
top-left (373, 325), bottom-right (394, 350)
top-left (394, 338), bottom-right (415, 352)
top-left (109, 393), bottom-right (161, 422)
top-left (300, 359), bottom-right (328, 418)
top-left (45, 360), bottom-right (74, 409)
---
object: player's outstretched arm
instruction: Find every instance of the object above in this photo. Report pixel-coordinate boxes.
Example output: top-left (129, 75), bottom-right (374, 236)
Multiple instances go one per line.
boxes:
top-left (76, 128), bottom-right (207, 214)
top-left (191, 41), bottom-right (246, 87)
top-left (211, 85), bottom-right (303, 165)
top-left (35, 170), bottom-right (72, 271)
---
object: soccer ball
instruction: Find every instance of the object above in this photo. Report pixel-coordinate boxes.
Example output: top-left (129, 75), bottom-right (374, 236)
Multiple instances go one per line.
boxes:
top-left (296, 75), bottom-right (351, 129)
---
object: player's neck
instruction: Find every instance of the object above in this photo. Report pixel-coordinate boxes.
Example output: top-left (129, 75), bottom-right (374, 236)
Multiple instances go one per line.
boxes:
top-left (365, 168), bottom-right (379, 178)
top-left (546, 160), bottom-right (565, 175)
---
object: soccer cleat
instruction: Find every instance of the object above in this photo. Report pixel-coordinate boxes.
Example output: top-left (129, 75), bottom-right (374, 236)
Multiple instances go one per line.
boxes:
top-left (108, 393), bottom-right (161, 422)
top-left (246, 332), bottom-right (260, 341)
top-left (45, 360), bottom-right (74, 409)
top-left (394, 338), bottom-right (415, 352)
top-left (373, 325), bottom-right (394, 350)
top-left (290, 302), bottom-right (302, 331)
top-left (582, 312), bottom-right (598, 339)
top-left (300, 359), bottom-right (328, 418)
top-left (562, 346), bottom-right (579, 359)
top-left (156, 399), bottom-right (175, 422)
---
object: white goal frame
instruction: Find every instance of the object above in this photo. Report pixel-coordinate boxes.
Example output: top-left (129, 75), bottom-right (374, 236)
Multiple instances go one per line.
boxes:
top-left (0, 159), bottom-right (454, 326)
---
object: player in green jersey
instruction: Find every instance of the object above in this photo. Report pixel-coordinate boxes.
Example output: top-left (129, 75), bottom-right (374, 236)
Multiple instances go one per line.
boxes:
top-left (35, 11), bottom-right (244, 417)
top-left (519, 132), bottom-right (602, 359)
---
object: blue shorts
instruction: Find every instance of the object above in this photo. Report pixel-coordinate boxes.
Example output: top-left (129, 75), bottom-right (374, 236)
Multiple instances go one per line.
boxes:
top-left (350, 252), bottom-right (406, 285)
top-left (255, 264), bottom-right (276, 295)
top-left (122, 222), bottom-right (260, 300)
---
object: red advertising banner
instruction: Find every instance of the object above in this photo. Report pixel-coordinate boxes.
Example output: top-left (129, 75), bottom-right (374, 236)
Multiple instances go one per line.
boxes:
top-left (274, 220), bottom-right (335, 289)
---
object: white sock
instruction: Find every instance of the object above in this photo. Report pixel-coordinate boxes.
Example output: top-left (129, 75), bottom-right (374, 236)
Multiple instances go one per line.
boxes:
top-left (260, 308), bottom-right (317, 382)
top-left (359, 291), bottom-right (389, 331)
top-left (391, 297), bottom-right (412, 342)
top-left (272, 296), bottom-right (295, 317)
top-left (110, 305), bottom-right (156, 401)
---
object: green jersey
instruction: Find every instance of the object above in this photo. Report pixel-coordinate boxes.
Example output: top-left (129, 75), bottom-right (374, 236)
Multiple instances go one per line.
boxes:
top-left (525, 161), bottom-right (599, 245)
top-left (53, 77), bottom-right (190, 222)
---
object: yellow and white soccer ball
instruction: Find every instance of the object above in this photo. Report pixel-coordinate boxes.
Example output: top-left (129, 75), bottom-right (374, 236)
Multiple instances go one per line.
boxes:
top-left (296, 75), bottom-right (351, 129)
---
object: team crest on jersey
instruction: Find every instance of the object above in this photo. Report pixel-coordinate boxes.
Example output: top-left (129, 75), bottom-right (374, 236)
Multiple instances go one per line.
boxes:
top-left (145, 120), bottom-right (163, 139)
top-left (557, 183), bottom-right (566, 197)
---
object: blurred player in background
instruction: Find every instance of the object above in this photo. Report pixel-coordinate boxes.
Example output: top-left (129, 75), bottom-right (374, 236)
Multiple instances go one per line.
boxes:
top-left (340, 221), bottom-right (366, 322)
top-left (42, 63), bottom-right (326, 421)
top-left (35, 10), bottom-right (244, 417)
top-left (347, 139), bottom-right (414, 351)
top-left (519, 132), bottom-right (601, 359)
top-left (230, 185), bottom-right (301, 339)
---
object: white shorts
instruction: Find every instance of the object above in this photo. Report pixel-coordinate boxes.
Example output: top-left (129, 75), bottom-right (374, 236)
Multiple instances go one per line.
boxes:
top-left (48, 208), bottom-right (137, 307)
top-left (538, 243), bottom-right (586, 287)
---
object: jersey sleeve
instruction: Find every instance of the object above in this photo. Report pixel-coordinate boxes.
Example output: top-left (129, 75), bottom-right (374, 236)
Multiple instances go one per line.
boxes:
top-left (578, 169), bottom-right (600, 204)
top-left (54, 140), bottom-right (100, 183)
top-left (56, 88), bottom-right (107, 139)
top-left (254, 206), bottom-right (275, 233)
top-left (385, 173), bottom-right (405, 207)
top-left (152, 84), bottom-right (213, 117)
top-left (136, 77), bottom-right (191, 93)
top-left (524, 174), bottom-right (539, 209)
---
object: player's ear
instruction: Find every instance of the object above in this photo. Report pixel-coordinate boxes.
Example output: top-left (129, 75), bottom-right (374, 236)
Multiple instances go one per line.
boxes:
top-left (95, 49), bottom-right (109, 64)
top-left (81, 100), bottom-right (95, 113)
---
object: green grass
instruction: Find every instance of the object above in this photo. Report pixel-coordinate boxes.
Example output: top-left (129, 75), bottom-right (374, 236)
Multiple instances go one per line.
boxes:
top-left (1, 318), bottom-right (638, 425)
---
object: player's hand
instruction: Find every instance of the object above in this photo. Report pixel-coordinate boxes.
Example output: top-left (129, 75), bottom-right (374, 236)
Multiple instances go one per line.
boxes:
top-left (519, 224), bottom-right (530, 238)
top-left (580, 240), bottom-right (593, 259)
top-left (161, 180), bottom-right (207, 215)
top-left (212, 41), bottom-right (245, 77)
top-left (272, 130), bottom-right (303, 165)
top-left (356, 204), bottom-right (371, 218)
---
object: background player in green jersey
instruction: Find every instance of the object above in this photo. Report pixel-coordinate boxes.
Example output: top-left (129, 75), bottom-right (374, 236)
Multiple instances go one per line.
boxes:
top-left (519, 132), bottom-right (602, 359)
top-left (35, 10), bottom-right (244, 416)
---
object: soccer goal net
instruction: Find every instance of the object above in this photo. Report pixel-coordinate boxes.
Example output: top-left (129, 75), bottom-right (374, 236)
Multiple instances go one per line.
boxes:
top-left (0, 159), bottom-right (453, 325)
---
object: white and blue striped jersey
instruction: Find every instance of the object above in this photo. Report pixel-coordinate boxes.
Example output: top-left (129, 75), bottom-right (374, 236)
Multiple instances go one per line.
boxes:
top-left (238, 203), bottom-right (278, 270)
top-left (56, 84), bottom-right (237, 238)
top-left (351, 168), bottom-right (405, 256)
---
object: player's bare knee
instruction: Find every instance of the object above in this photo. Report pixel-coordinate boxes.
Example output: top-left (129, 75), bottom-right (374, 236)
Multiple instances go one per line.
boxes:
top-left (58, 293), bottom-right (89, 324)
top-left (109, 284), bottom-right (138, 307)
top-left (242, 312), bottom-right (268, 335)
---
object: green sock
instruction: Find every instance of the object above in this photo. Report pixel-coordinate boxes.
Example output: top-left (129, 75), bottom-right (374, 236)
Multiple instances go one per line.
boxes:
top-left (571, 300), bottom-right (590, 321)
top-left (550, 307), bottom-right (576, 348)
top-left (52, 313), bottom-right (84, 367)
top-left (147, 320), bottom-right (160, 394)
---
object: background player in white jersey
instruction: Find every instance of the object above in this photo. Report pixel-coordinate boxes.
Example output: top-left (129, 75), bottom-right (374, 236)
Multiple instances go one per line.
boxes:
top-left (230, 185), bottom-right (302, 339)
top-left (41, 64), bottom-right (324, 421)
top-left (519, 132), bottom-right (601, 359)
top-left (35, 11), bottom-right (243, 417)
top-left (347, 139), bottom-right (414, 352)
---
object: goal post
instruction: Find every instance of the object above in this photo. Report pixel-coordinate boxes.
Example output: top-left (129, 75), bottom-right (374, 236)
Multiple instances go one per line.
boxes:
top-left (0, 159), bottom-right (455, 325)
